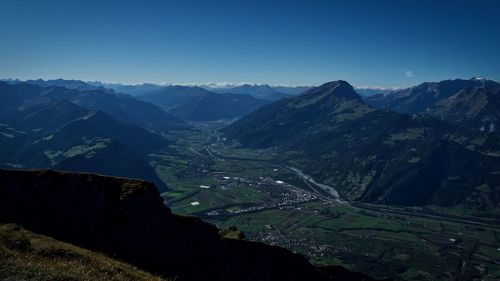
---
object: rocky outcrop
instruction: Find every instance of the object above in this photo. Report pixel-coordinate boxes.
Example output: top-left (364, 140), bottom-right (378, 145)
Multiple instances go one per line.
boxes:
top-left (0, 168), bottom-right (376, 281)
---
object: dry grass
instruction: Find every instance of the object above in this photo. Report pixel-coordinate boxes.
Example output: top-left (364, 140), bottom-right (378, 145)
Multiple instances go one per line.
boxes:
top-left (219, 226), bottom-right (246, 240)
top-left (0, 224), bottom-right (173, 281)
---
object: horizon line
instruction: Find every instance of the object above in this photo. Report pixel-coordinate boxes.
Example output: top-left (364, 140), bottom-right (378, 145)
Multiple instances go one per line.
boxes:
top-left (2, 76), bottom-right (498, 91)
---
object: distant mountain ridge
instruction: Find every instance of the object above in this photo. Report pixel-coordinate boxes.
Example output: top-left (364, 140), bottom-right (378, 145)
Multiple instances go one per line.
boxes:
top-left (3, 79), bottom-right (186, 133)
top-left (42, 86), bottom-right (186, 133)
top-left (365, 78), bottom-right (497, 112)
top-left (223, 80), bottom-right (500, 211)
top-left (138, 85), bottom-right (269, 121)
top-left (206, 84), bottom-right (291, 101)
top-left (5, 79), bottom-right (273, 122)
top-left (365, 78), bottom-right (500, 131)
top-left (355, 87), bottom-right (393, 97)
top-left (426, 80), bottom-right (500, 131)
top-left (4, 78), bottom-right (313, 100)
top-left (203, 83), bottom-right (312, 96)
top-left (88, 81), bottom-right (165, 96)
top-left (3, 79), bottom-right (406, 101)
top-left (8, 77), bottom-right (500, 132)
top-left (13, 78), bottom-right (101, 91)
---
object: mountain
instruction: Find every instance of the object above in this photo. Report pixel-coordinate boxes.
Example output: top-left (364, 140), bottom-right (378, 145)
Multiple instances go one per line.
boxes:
top-left (11, 81), bottom-right (186, 133)
top-left (170, 93), bottom-right (269, 121)
top-left (23, 79), bottom-right (98, 91)
top-left (271, 85), bottom-right (312, 95)
top-left (13, 108), bottom-right (169, 167)
top-left (139, 85), bottom-right (215, 110)
top-left (0, 168), bottom-right (375, 281)
top-left (8, 79), bottom-right (166, 96)
top-left (88, 81), bottom-right (165, 96)
top-left (46, 86), bottom-right (185, 132)
top-left (355, 87), bottom-right (393, 97)
top-left (208, 84), bottom-right (290, 101)
top-left (222, 81), bottom-right (367, 148)
top-left (90, 81), bottom-right (310, 98)
top-left (365, 78), bottom-right (500, 131)
top-left (138, 85), bottom-right (268, 121)
top-left (0, 82), bottom-right (169, 191)
top-left (54, 140), bottom-right (165, 190)
top-left (365, 78), bottom-right (499, 113)
top-left (223, 81), bottom-right (500, 210)
top-left (425, 82), bottom-right (500, 131)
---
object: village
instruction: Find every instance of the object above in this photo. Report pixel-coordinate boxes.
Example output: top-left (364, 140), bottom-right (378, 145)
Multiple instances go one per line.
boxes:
top-left (197, 173), bottom-right (319, 218)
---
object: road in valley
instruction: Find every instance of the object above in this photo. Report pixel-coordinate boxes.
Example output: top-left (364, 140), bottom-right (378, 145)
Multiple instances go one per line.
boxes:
top-left (202, 142), bottom-right (500, 228)
top-left (285, 166), bottom-right (345, 204)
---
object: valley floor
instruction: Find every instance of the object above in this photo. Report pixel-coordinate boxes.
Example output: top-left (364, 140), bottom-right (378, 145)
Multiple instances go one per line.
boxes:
top-left (155, 122), bottom-right (500, 281)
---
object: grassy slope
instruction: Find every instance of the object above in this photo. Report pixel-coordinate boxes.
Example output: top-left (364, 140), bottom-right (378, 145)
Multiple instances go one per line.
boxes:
top-left (0, 224), bottom-right (168, 281)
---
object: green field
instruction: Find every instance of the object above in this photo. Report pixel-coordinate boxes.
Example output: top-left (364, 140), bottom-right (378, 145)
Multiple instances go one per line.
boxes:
top-left (211, 202), bottom-right (500, 281)
top-left (153, 124), bottom-right (500, 281)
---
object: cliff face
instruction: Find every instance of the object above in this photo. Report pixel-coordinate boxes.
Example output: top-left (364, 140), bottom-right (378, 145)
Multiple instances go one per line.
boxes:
top-left (0, 169), bottom-right (375, 281)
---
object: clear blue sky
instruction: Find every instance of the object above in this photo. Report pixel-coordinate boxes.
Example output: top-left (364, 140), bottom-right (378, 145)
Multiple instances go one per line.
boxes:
top-left (1, 0), bottom-right (499, 87)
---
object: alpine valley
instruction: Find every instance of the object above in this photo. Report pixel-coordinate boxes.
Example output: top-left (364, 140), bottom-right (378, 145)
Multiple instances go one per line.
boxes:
top-left (1, 77), bottom-right (499, 281)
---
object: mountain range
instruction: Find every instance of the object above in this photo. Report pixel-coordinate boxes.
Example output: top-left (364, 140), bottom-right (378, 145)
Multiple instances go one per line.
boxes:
top-left (206, 84), bottom-right (291, 101)
top-left (223, 80), bottom-right (500, 212)
top-left (355, 87), bottom-right (394, 97)
top-left (365, 78), bottom-right (500, 131)
top-left (1, 76), bottom-right (500, 279)
top-left (4, 79), bottom-right (277, 121)
top-left (86, 80), bottom-right (307, 100)
top-left (0, 81), bottom-right (169, 191)
top-left (138, 85), bottom-right (269, 121)
top-left (11, 78), bottom-right (100, 91)
top-left (3, 79), bottom-right (186, 132)
top-left (88, 81), bottom-right (165, 96)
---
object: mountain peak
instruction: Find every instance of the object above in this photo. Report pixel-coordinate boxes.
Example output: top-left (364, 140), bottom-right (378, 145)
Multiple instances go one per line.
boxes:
top-left (299, 80), bottom-right (362, 102)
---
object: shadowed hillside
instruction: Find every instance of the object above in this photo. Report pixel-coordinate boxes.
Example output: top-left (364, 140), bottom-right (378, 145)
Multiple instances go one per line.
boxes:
top-left (0, 224), bottom-right (168, 281)
top-left (0, 82), bottom-right (170, 191)
top-left (138, 85), bottom-right (269, 121)
top-left (223, 81), bottom-right (500, 209)
top-left (0, 168), bottom-right (377, 281)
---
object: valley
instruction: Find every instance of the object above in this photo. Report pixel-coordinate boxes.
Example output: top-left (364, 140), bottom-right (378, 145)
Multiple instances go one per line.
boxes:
top-left (2, 78), bottom-right (499, 281)
top-left (156, 122), bottom-right (500, 281)
top-left (3, 1), bottom-right (500, 280)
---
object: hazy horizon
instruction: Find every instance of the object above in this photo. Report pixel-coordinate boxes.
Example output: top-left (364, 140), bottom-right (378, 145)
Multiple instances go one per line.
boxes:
top-left (2, 76), bottom-right (498, 91)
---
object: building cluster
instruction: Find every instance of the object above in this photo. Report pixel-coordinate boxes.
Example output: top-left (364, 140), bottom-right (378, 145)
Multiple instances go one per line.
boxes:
top-left (204, 174), bottom-right (318, 217)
